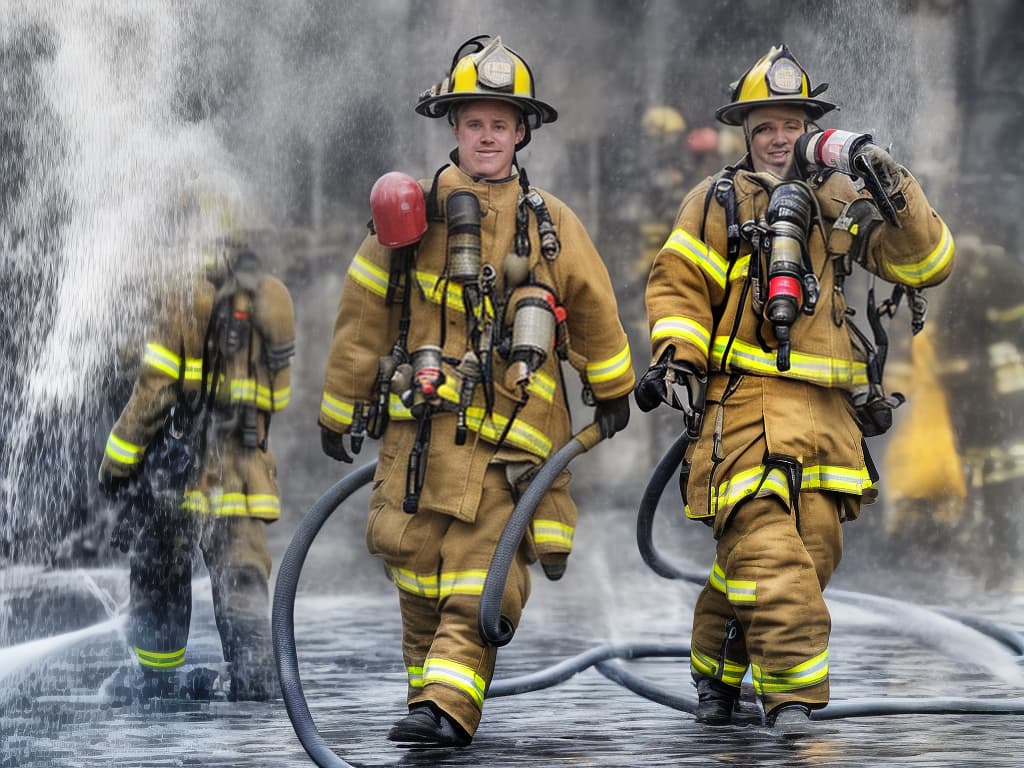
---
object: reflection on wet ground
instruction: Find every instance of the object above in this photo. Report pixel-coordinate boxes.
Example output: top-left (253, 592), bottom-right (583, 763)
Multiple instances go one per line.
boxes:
top-left (3, 505), bottom-right (1024, 768)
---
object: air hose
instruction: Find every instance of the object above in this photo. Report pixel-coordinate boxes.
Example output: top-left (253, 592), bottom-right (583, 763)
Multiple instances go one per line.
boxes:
top-left (273, 461), bottom-right (376, 768)
top-left (478, 422), bottom-right (604, 647)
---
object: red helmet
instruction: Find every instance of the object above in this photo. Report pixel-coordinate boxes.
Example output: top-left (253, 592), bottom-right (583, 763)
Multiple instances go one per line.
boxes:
top-left (370, 172), bottom-right (428, 248)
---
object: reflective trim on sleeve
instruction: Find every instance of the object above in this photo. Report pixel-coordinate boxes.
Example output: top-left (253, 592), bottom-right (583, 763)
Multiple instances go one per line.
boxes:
top-left (320, 392), bottom-right (355, 427)
top-left (142, 343), bottom-right (181, 379)
top-left (651, 316), bottom-right (711, 359)
top-left (349, 253), bottom-right (390, 297)
top-left (886, 220), bottom-right (955, 286)
top-left (105, 433), bottom-right (145, 467)
top-left (256, 384), bottom-right (291, 411)
top-left (751, 648), bottom-right (829, 694)
top-left (662, 228), bottom-right (729, 290)
top-left (586, 343), bottom-right (632, 385)
top-left (531, 519), bottom-right (574, 550)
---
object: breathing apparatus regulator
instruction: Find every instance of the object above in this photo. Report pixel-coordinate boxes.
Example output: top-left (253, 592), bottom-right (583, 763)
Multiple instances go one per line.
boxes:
top-left (794, 129), bottom-right (902, 226)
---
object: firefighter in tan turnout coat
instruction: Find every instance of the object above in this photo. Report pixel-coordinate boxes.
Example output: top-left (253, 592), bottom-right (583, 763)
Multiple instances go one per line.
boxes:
top-left (99, 225), bottom-right (295, 702)
top-left (320, 36), bottom-right (634, 747)
top-left (635, 45), bottom-right (954, 731)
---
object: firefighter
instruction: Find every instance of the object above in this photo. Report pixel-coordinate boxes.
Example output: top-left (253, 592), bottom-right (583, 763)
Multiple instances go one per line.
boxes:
top-left (98, 180), bottom-right (296, 702)
top-left (634, 45), bottom-right (954, 733)
top-left (319, 35), bottom-right (634, 748)
top-left (930, 234), bottom-right (1024, 588)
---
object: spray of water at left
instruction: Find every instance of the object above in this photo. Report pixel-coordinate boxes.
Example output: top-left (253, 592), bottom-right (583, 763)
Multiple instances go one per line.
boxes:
top-left (0, 1), bottom-right (264, 652)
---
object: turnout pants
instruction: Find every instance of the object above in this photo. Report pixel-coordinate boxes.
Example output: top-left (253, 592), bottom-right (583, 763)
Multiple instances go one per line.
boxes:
top-left (128, 505), bottom-right (274, 698)
top-left (366, 464), bottom-right (532, 737)
top-left (689, 490), bottom-right (843, 715)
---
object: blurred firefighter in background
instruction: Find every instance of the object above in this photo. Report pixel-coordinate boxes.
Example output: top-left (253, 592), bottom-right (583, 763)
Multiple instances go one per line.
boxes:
top-left (887, 234), bottom-right (1024, 589)
top-left (98, 173), bottom-right (295, 702)
top-left (319, 36), bottom-right (634, 748)
top-left (637, 105), bottom-right (724, 276)
top-left (635, 45), bottom-right (954, 734)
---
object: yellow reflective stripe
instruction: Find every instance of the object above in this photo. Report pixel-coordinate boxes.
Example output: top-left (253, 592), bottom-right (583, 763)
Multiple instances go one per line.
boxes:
top-left (255, 384), bottom-right (291, 411)
top-left (320, 392), bottom-right (355, 426)
top-left (388, 393), bottom-right (414, 420)
top-left (422, 658), bottom-right (487, 709)
top-left (586, 343), bottom-right (632, 384)
top-left (134, 646), bottom-right (186, 670)
top-left (181, 490), bottom-right (208, 514)
top-left (751, 648), bottom-right (829, 694)
top-left (988, 303), bottom-right (1024, 325)
top-left (415, 271), bottom-right (496, 318)
top-left (726, 579), bottom-right (757, 604)
top-left (662, 228), bottom-right (728, 290)
top-left (198, 491), bottom-right (280, 519)
top-left (387, 394), bottom-right (553, 458)
top-left (349, 253), bottom-right (389, 297)
top-left (105, 433), bottom-right (145, 467)
top-left (465, 407), bottom-right (552, 458)
top-left (407, 665), bottom-right (425, 688)
top-left (439, 569), bottom-right (488, 597)
top-left (651, 316), bottom-right (711, 358)
top-left (801, 464), bottom-right (875, 494)
top-left (526, 370), bottom-right (556, 403)
top-left (697, 462), bottom-right (873, 521)
top-left (142, 343), bottom-right (181, 378)
top-left (229, 378), bottom-right (257, 404)
top-left (183, 358), bottom-right (203, 382)
top-left (531, 519), bottom-right (574, 549)
top-left (389, 566), bottom-right (440, 598)
top-left (711, 336), bottom-right (869, 388)
top-left (887, 220), bottom-right (955, 286)
top-left (709, 559), bottom-right (727, 594)
top-left (689, 649), bottom-right (747, 688)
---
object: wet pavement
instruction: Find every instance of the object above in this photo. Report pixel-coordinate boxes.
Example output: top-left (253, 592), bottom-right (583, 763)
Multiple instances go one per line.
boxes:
top-left (3, 500), bottom-right (1024, 768)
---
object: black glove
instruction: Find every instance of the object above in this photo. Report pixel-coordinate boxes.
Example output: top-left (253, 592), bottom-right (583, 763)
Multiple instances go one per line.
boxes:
top-left (634, 360), bottom-right (669, 413)
top-left (594, 394), bottom-right (631, 439)
top-left (321, 426), bottom-right (353, 463)
top-left (109, 510), bottom-right (136, 554)
top-left (859, 143), bottom-right (901, 195)
top-left (98, 471), bottom-right (131, 501)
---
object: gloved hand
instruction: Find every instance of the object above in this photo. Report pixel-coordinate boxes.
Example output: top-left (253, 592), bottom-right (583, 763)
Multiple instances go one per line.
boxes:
top-left (109, 510), bottom-right (136, 554)
top-left (594, 394), bottom-right (631, 439)
top-left (98, 471), bottom-right (131, 501)
top-left (858, 143), bottom-right (902, 195)
top-left (321, 426), bottom-right (353, 463)
top-left (634, 360), bottom-right (669, 412)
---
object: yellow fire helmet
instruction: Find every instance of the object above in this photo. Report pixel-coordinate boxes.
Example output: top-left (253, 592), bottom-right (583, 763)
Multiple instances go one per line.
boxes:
top-left (715, 44), bottom-right (837, 126)
top-left (642, 105), bottom-right (687, 137)
top-left (416, 35), bottom-right (557, 148)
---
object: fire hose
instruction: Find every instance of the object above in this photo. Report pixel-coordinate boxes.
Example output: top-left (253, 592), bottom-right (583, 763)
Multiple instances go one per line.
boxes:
top-left (273, 429), bottom-right (1024, 766)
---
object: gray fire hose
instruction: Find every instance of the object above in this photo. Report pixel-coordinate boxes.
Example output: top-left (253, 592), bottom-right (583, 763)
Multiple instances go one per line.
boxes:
top-left (273, 461), bottom-right (376, 768)
top-left (478, 422), bottom-right (604, 647)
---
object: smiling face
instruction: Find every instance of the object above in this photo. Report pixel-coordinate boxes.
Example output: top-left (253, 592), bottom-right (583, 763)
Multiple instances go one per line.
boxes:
top-left (744, 104), bottom-right (808, 177)
top-left (452, 100), bottom-right (527, 180)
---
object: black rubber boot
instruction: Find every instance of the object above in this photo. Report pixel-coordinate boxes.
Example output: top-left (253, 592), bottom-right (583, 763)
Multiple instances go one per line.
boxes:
top-left (387, 703), bottom-right (472, 748)
top-left (694, 676), bottom-right (739, 725)
top-left (768, 703), bottom-right (813, 738)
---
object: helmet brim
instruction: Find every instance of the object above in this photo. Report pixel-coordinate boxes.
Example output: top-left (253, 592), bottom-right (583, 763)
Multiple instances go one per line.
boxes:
top-left (416, 93), bottom-right (558, 130)
top-left (714, 96), bottom-right (837, 127)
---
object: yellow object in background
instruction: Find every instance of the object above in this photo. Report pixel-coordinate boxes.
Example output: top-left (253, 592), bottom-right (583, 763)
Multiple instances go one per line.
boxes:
top-left (883, 329), bottom-right (966, 528)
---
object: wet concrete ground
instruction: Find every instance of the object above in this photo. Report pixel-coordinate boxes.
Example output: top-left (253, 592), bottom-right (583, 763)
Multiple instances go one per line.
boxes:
top-left (3, 498), bottom-right (1024, 768)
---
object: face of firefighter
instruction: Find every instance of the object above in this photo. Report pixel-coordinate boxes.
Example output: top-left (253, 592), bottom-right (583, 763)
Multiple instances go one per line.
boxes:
top-left (452, 100), bottom-right (526, 180)
top-left (744, 105), bottom-right (808, 177)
